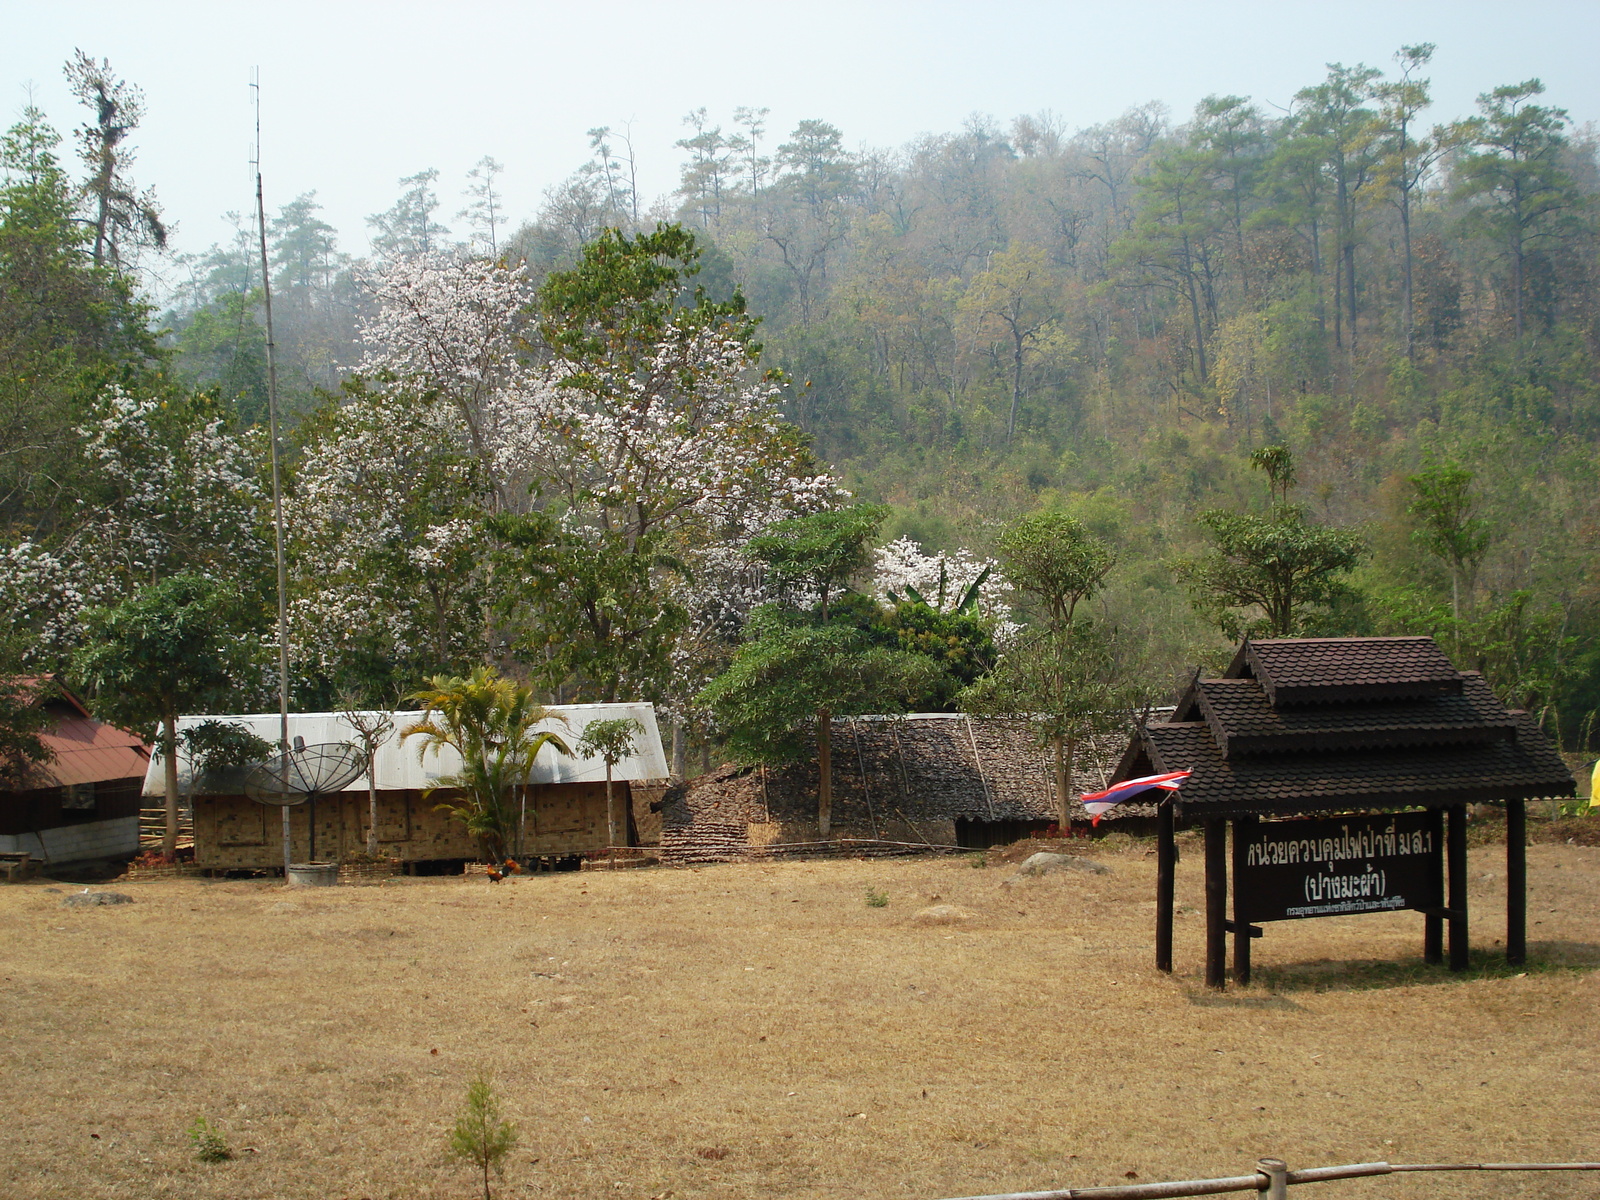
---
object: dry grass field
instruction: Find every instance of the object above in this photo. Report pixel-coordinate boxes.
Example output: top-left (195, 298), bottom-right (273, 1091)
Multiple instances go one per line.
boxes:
top-left (3, 836), bottom-right (1597, 1200)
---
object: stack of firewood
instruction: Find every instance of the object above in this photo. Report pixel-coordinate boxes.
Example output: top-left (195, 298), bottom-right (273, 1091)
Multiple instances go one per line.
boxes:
top-left (660, 818), bottom-right (749, 864)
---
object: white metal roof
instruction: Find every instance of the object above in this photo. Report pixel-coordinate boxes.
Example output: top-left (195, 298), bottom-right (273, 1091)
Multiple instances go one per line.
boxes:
top-left (142, 703), bottom-right (667, 798)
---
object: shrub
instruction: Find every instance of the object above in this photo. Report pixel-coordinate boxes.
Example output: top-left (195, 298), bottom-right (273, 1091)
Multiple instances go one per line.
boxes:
top-left (187, 1117), bottom-right (231, 1163)
top-left (447, 1073), bottom-right (518, 1200)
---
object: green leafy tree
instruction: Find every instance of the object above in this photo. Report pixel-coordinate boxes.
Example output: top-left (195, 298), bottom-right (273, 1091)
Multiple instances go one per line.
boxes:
top-left (701, 504), bottom-right (939, 835)
top-left (1453, 79), bottom-right (1576, 342)
top-left (1407, 461), bottom-right (1492, 623)
top-left (1248, 444), bottom-right (1298, 504)
top-left (446, 1073), bottom-right (518, 1200)
top-left (1176, 446), bottom-right (1367, 638)
top-left (576, 716), bottom-right (644, 848)
top-left (972, 512), bottom-right (1127, 825)
top-left (404, 668), bottom-right (569, 861)
top-left (698, 612), bottom-right (940, 836)
top-left (964, 623), bottom-right (1140, 826)
top-left (1178, 508), bottom-right (1367, 639)
top-left (70, 574), bottom-right (258, 855)
top-left (537, 223), bottom-right (755, 368)
top-left (746, 505), bottom-right (887, 621)
top-left (0, 105), bottom-right (161, 535)
top-left (489, 515), bottom-right (686, 704)
top-left (997, 511), bottom-right (1115, 629)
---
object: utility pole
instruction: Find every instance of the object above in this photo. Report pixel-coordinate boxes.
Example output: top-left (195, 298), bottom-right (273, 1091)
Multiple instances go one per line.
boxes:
top-left (252, 68), bottom-right (294, 878)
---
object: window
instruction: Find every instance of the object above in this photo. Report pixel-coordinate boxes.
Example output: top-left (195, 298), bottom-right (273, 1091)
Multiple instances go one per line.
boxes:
top-left (61, 783), bottom-right (95, 811)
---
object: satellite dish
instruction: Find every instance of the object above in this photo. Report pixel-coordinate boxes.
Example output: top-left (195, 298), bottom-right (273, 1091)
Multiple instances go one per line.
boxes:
top-left (245, 742), bottom-right (366, 863)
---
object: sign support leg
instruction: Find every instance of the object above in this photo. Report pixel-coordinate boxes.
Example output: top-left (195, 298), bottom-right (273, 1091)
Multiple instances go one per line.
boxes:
top-left (1447, 803), bottom-right (1469, 971)
top-left (1506, 798), bottom-right (1526, 966)
top-left (1156, 802), bottom-right (1175, 974)
top-left (1232, 814), bottom-right (1255, 986)
top-left (1423, 807), bottom-right (1444, 964)
top-left (1204, 819), bottom-right (1227, 990)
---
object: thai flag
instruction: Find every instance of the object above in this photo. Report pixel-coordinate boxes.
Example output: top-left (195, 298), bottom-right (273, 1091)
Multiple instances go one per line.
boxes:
top-left (1080, 770), bottom-right (1192, 825)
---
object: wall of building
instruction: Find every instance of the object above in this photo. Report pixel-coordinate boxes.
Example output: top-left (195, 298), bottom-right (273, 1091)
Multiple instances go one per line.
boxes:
top-left (0, 778), bottom-right (144, 837)
top-left (0, 816), bottom-right (139, 863)
top-left (193, 782), bottom-right (626, 868)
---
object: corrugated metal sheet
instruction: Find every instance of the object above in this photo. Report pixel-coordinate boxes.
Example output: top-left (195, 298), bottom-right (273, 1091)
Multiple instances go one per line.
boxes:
top-left (38, 712), bottom-right (150, 787)
top-left (142, 703), bottom-right (667, 798)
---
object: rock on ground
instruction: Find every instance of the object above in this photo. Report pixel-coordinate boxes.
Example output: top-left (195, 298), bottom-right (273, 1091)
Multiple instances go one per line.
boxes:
top-left (911, 904), bottom-right (978, 925)
top-left (61, 891), bottom-right (133, 908)
top-left (1011, 852), bottom-right (1111, 879)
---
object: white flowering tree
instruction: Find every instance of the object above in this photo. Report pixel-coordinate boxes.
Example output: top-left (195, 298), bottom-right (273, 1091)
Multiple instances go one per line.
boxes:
top-left (312, 229), bottom-right (845, 709)
top-left (355, 254), bottom-right (537, 513)
top-left (288, 382), bottom-right (491, 701)
top-left (0, 387), bottom-right (269, 669)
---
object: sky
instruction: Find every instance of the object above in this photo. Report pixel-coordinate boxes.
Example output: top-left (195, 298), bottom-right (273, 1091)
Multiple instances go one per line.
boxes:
top-left (7, 0), bottom-right (1600, 274)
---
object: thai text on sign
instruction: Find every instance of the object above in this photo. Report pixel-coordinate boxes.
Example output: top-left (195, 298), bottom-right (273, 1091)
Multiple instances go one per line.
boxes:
top-left (1235, 811), bottom-right (1441, 924)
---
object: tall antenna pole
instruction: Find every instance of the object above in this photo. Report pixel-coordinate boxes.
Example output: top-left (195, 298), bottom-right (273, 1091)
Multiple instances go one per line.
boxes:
top-left (251, 68), bottom-right (294, 878)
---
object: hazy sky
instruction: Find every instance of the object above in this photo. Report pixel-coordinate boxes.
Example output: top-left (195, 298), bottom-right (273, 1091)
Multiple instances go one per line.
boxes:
top-left (8, 0), bottom-right (1600, 272)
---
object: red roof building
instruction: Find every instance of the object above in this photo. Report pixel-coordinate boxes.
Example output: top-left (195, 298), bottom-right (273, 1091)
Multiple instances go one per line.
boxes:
top-left (0, 681), bottom-right (150, 867)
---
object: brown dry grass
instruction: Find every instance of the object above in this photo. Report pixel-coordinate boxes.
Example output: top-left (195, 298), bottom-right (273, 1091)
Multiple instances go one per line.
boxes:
top-left (3, 840), bottom-right (1598, 1200)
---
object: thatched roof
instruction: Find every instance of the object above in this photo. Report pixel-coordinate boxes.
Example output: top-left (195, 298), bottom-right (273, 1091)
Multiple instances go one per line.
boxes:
top-left (669, 713), bottom-right (1150, 831)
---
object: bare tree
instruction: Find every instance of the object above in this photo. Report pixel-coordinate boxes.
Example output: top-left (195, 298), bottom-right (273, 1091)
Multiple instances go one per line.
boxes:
top-left (63, 49), bottom-right (167, 267)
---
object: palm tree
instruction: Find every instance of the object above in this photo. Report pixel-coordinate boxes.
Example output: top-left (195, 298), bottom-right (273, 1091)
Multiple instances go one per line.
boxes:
top-left (404, 668), bottom-right (569, 861)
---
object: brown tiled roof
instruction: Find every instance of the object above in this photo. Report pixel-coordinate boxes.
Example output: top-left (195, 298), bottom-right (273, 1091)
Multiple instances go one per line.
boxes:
top-left (1143, 710), bottom-right (1572, 816)
top-left (1109, 636), bottom-right (1574, 815)
top-left (1232, 637), bottom-right (1465, 705)
top-left (1193, 673), bottom-right (1515, 757)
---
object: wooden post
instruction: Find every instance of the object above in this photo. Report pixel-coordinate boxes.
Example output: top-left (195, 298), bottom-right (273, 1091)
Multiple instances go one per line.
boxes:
top-left (1423, 807), bottom-right (1444, 964)
top-left (1447, 803), bottom-right (1468, 971)
top-left (1506, 798), bottom-right (1527, 966)
top-left (1232, 814), bottom-right (1256, 986)
top-left (1204, 819), bottom-right (1227, 990)
top-left (1256, 1158), bottom-right (1288, 1200)
top-left (817, 708), bottom-right (832, 838)
top-left (1155, 802), bottom-right (1175, 973)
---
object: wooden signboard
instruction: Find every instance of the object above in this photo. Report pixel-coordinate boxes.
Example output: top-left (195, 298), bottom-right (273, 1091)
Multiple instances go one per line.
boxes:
top-left (1234, 811), bottom-right (1442, 924)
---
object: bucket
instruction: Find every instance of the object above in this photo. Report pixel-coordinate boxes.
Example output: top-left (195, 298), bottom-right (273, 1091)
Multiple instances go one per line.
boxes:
top-left (287, 861), bottom-right (338, 887)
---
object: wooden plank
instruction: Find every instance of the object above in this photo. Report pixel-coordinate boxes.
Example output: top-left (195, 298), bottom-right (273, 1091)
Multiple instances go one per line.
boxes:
top-left (1231, 815), bottom-right (1256, 986)
top-left (1155, 802), bottom-right (1175, 974)
top-left (1447, 803), bottom-right (1468, 971)
top-left (1506, 797), bottom-right (1526, 966)
top-left (1204, 819), bottom-right (1227, 990)
top-left (1424, 807), bottom-right (1444, 964)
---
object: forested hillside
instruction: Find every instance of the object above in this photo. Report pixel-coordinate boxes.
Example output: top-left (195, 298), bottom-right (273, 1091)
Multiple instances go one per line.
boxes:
top-left (5, 46), bottom-right (1599, 769)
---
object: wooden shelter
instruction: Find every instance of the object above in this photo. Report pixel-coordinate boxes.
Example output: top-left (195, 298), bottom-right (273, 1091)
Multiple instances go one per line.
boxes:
top-left (143, 704), bottom-right (668, 870)
top-left (1110, 637), bottom-right (1574, 988)
top-left (663, 713), bottom-right (1143, 862)
top-left (0, 681), bottom-right (150, 869)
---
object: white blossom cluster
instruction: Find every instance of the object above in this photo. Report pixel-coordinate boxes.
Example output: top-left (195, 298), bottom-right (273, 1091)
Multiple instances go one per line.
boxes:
top-left (287, 385), bottom-right (488, 680)
top-left (872, 537), bottom-right (1009, 616)
top-left (78, 388), bottom-right (267, 581)
top-left (357, 254), bottom-right (538, 509)
top-left (493, 323), bottom-right (844, 540)
top-left (0, 388), bottom-right (268, 662)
